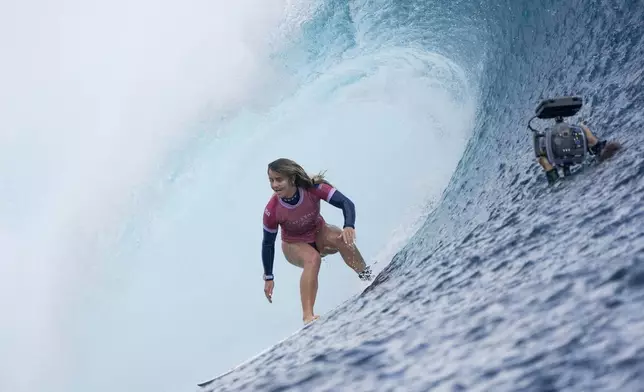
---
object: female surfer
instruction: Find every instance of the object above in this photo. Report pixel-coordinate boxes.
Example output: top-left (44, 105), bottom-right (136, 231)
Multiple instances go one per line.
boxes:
top-left (261, 158), bottom-right (372, 324)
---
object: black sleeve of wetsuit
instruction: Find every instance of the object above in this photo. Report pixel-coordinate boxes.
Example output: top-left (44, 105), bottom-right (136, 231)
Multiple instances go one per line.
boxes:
top-left (261, 229), bottom-right (277, 276)
top-left (328, 190), bottom-right (356, 228)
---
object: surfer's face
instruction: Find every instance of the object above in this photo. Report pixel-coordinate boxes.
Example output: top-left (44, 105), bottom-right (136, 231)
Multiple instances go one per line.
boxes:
top-left (268, 169), bottom-right (296, 198)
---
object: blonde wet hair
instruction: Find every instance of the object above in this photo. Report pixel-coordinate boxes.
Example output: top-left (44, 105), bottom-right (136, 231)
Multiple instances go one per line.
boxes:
top-left (267, 158), bottom-right (333, 189)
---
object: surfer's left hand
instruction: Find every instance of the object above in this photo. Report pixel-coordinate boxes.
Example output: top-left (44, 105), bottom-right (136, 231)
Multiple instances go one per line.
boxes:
top-left (339, 227), bottom-right (355, 245)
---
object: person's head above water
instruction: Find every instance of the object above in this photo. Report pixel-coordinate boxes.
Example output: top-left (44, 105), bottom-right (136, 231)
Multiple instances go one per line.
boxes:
top-left (267, 158), bottom-right (329, 198)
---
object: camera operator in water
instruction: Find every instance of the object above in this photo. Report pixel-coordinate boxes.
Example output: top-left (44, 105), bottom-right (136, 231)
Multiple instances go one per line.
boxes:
top-left (527, 96), bottom-right (621, 185)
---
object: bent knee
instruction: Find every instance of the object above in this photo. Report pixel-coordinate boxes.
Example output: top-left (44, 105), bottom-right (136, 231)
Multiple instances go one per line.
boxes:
top-left (322, 232), bottom-right (345, 249)
top-left (301, 253), bottom-right (321, 269)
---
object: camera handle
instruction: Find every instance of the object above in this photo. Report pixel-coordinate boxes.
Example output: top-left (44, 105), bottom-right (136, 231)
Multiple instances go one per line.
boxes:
top-left (527, 116), bottom-right (539, 132)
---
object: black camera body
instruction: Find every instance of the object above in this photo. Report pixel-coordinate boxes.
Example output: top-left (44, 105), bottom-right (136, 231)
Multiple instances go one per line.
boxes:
top-left (528, 96), bottom-right (588, 169)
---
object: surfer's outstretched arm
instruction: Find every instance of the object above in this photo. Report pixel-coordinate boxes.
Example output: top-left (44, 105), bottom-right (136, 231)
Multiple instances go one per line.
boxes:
top-left (311, 184), bottom-right (371, 280)
top-left (311, 184), bottom-right (356, 244)
top-left (326, 188), bottom-right (356, 228)
top-left (261, 229), bottom-right (277, 279)
top-left (262, 203), bottom-right (278, 303)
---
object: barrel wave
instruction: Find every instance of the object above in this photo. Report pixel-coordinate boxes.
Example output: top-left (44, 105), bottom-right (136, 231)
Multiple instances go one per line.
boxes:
top-left (2, 0), bottom-right (643, 391)
top-left (199, 0), bottom-right (644, 391)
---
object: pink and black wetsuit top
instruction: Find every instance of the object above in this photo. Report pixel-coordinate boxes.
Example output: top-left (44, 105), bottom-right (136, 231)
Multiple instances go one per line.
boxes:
top-left (261, 183), bottom-right (356, 278)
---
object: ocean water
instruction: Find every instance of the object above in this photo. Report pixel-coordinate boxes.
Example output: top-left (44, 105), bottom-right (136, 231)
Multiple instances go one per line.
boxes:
top-left (198, 0), bottom-right (644, 391)
top-left (2, 0), bottom-right (643, 391)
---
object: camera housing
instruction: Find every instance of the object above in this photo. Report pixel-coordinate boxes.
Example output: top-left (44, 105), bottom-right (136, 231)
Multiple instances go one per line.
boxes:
top-left (534, 96), bottom-right (583, 120)
top-left (528, 96), bottom-right (588, 169)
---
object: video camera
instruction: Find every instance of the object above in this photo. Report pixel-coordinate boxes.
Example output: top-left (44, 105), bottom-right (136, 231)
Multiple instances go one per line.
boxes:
top-left (527, 96), bottom-right (588, 171)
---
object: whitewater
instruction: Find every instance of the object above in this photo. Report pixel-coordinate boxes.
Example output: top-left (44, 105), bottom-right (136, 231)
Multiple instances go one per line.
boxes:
top-left (1, 0), bottom-right (643, 391)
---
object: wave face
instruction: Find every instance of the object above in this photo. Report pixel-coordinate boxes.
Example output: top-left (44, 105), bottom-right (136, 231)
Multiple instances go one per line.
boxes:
top-left (199, 0), bottom-right (644, 391)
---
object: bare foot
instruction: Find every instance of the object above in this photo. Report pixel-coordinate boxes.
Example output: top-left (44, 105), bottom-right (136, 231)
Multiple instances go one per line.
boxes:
top-left (303, 315), bottom-right (320, 325)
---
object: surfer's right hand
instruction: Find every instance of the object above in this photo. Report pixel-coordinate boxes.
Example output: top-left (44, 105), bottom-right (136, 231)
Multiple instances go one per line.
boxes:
top-left (264, 280), bottom-right (274, 303)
